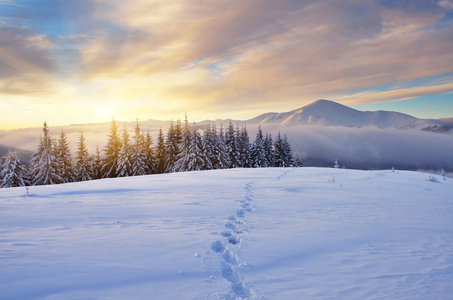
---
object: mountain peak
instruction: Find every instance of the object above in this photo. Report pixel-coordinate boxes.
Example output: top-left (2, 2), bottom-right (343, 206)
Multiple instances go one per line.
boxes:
top-left (247, 99), bottom-right (447, 130)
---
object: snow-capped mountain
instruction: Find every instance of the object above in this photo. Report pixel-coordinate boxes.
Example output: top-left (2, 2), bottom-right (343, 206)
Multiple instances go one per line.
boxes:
top-left (246, 99), bottom-right (449, 130)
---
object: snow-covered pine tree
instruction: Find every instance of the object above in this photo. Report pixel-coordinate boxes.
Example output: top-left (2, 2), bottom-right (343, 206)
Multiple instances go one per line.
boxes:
top-left (143, 131), bottom-right (157, 174)
top-left (211, 124), bottom-right (229, 169)
top-left (202, 124), bottom-right (215, 170)
top-left (273, 132), bottom-right (285, 167)
top-left (187, 123), bottom-right (210, 171)
top-left (75, 132), bottom-right (92, 182)
top-left (29, 122), bottom-right (62, 185)
top-left (225, 121), bottom-right (240, 168)
top-left (213, 124), bottom-right (229, 169)
top-left (250, 126), bottom-right (266, 168)
top-left (264, 133), bottom-right (274, 167)
top-left (281, 134), bottom-right (294, 167)
top-left (174, 115), bottom-right (192, 172)
top-left (102, 118), bottom-right (122, 178)
top-left (334, 158), bottom-right (339, 168)
top-left (130, 118), bottom-right (148, 176)
top-left (238, 126), bottom-right (251, 168)
top-left (155, 128), bottom-right (167, 173)
top-left (56, 129), bottom-right (75, 183)
top-left (165, 121), bottom-right (180, 173)
top-left (0, 148), bottom-right (28, 188)
top-left (117, 123), bottom-right (133, 177)
top-left (92, 145), bottom-right (103, 179)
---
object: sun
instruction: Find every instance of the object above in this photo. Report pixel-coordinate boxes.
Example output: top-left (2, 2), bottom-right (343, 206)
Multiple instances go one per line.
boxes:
top-left (98, 107), bottom-right (113, 116)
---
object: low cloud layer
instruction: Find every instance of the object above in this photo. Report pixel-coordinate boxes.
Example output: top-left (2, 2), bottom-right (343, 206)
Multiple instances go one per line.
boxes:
top-left (272, 125), bottom-right (453, 172)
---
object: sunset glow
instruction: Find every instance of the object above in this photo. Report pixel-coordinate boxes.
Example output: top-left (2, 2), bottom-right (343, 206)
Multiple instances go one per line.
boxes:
top-left (0, 0), bottom-right (452, 129)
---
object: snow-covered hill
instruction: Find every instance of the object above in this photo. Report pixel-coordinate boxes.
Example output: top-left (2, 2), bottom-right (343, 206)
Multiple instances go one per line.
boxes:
top-left (1, 168), bottom-right (452, 299)
top-left (247, 99), bottom-right (448, 130)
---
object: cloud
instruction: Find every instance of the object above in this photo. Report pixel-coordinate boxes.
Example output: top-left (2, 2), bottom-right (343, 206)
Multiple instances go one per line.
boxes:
top-left (0, 0), bottom-right (452, 128)
top-left (438, 0), bottom-right (453, 10)
top-left (260, 124), bottom-right (453, 172)
top-left (0, 26), bottom-right (55, 95)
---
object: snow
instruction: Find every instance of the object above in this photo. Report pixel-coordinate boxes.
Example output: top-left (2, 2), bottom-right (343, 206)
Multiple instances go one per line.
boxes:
top-left (1, 168), bottom-right (452, 299)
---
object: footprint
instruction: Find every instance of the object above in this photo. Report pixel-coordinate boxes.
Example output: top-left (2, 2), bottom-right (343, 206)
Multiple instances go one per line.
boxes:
top-left (221, 261), bottom-right (240, 283)
top-left (221, 231), bottom-right (232, 237)
top-left (228, 235), bottom-right (240, 245)
top-left (236, 209), bottom-right (245, 218)
top-left (223, 248), bottom-right (238, 264)
top-left (212, 241), bottom-right (225, 253)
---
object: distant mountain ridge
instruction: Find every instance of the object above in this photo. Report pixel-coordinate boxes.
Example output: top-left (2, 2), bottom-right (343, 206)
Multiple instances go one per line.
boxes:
top-left (239, 99), bottom-right (450, 131)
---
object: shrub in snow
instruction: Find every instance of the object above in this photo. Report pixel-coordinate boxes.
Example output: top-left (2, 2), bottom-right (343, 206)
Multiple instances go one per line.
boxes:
top-left (428, 176), bottom-right (438, 182)
top-left (334, 158), bottom-right (339, 168)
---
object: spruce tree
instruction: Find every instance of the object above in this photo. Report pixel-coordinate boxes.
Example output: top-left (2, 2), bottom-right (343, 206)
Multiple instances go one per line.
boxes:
top-left (131, 119), bottom-right (148, 176)
top-left (29, 122), bottom-right (62, 185)
top-left (273, 132), bottom-right (285, 167)
top-left (187, 123), bottom-right (210, 171)
top-left (75, 132), bottom-right (92, 181)
top-left (264, 133), bottom-right (275, 167)
top-left (225, 121), bottom-right (240, 168)
top-left (202, 124), bottom-right (215, 170)
top-left (92, 145), bottom-right (103, 179)
top-left (117, 123), bottom-right (133, 177)
top-left (238, 126), bottom-right (251, 168)
top-left (165, 121), bottom-right (180, 172)
top-left (282, 134), bottom-right (294, 167)
top-left (0, 148), bottom-right (28, 188)
top-left (143, 131), bottom-right (157, 175)
top-left (251, 126), bottom-right (266, 168)
top-left (155, 127), bottom-right (167, 173)
top-left (214, 124), bottom-right (229, 169)
top-left (174, 115), bottom-right (192, 172)
top-left (56, 129), bottom-right (75, 183)
top-left (102, 118), bottom-right (122, 178)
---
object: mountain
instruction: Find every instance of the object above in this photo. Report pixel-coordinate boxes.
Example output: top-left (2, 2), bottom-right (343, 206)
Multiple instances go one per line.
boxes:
top-left (246, 99), bottom-right (449, 130)
top-left (0, 144), bottom-right (34, 163)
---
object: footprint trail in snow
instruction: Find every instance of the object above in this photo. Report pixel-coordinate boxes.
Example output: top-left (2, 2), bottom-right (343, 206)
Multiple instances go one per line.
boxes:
top-left (211, 181), bottom-right (256, 299)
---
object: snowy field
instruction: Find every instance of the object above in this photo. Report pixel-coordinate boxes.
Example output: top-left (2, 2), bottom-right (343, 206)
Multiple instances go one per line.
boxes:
top-left (1, 168), bottom-right (452, 299)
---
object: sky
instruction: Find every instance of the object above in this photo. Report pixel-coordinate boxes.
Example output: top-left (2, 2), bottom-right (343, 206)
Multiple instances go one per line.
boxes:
top-left (1, 0), bottom-right (453, 129)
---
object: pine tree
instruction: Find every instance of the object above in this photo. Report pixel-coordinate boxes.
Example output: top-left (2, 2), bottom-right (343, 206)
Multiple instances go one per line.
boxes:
top-left (102, 118), bottom-right (122, 178)
top-left (187, 123), bottom-right (210, 171)
top-left (281, 134), bottom-right (294, 167)
top-left (237, 126), bottom-right (251, 168)
top-left (165, 121), bottom-right (180, 172)
top-left (75, 132), bottom-right (92, 181)
top-left (56, 129), bottom-right (75, 183)
top-left (273, 132), bottom-right (285, 167)
top-left (202, 124), bottom-right (215, 170)
top-left (264, 133), bottom-right (275, 167)
top-left (29, 122), bottom-right (62, 185)
top-left (225, 121), bottom-right (240, 168)
top-left (0, 148), bottom-right (28, 188)
top-left (155, 127), bottom-right (167, 173)
top-left (143, 131), bottom-right (157, 174)
top-left (92, 145), bottom-right (103, 179)
top-left (117, 123), bottom-right (133, 177)
top-left (213, 124), bottom-right (229, 169)
top-left (130, 119), bottom-right (148, 176)
top-left (251, 126), bottom-right (266, 168)
top-left (174, 115), bottom-right (192, 172)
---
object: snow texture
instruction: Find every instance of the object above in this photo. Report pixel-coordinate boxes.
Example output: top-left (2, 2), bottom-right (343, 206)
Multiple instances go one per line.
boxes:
top-left (1, 167), bottom-right (452, 299)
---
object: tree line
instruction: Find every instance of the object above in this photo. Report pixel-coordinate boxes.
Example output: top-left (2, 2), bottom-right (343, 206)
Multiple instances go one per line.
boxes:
top-left (0, 117), bottom-right (300, 188)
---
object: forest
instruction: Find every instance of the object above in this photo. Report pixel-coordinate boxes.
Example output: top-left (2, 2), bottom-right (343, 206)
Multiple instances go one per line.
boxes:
top-left (0, 117), bottom-right (300, 188)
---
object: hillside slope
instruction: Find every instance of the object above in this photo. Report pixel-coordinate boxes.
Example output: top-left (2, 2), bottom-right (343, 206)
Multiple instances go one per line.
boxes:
top-left (1, 168), bottom-right (452, 299)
